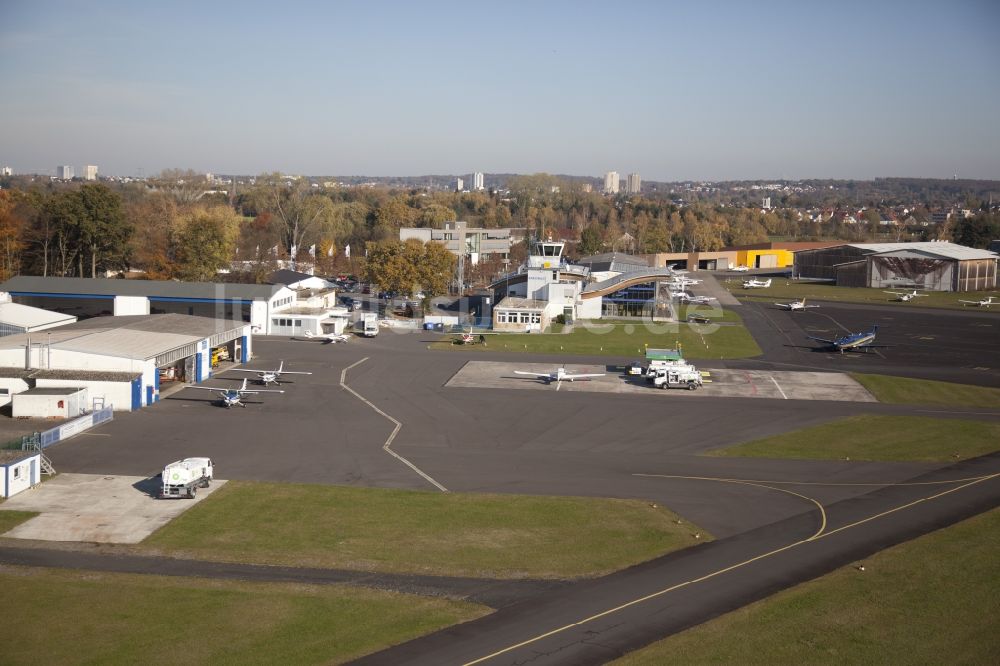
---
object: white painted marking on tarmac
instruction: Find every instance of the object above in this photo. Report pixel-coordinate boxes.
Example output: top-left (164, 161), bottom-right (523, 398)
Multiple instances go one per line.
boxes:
top-left (340, 357), bottom-right (449, 493)
top-left (769, 375), bottom-right (788, 399)
top-left (463, 472), bottom-right (999, 665)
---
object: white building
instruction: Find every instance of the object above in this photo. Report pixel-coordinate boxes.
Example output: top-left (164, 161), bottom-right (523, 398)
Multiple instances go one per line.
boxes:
top-left (0, 298), bottom-right (77, 337)
top-left (0, 314), bottom-right (252, 412)
top-left (626, 173), bottom-right (641, 195)
top-left (456, 177), bottom-right (464, 192)
top-left (0, 167), bottom-right (12, 177)
top-left (0, 450), bottom-right (41, 498)
top-left (603, 171), bottom-right (620, 194)
top-left (83, 165), bottom-right (98, 181)
top-left (56, 165), bottom-right (74, 180)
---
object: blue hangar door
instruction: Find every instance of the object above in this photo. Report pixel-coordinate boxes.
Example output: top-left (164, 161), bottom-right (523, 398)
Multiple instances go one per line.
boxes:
top-left (131, 377), bottom-right (142, 410)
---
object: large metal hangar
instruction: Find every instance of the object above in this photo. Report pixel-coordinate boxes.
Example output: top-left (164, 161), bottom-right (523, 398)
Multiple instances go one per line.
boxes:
top-left (793, 241), bottom-right (998, 291)
top-left (0, 276), bottom-right (295, 335)
top-left (0, 299), bottom-right (77, 337)
top-left (0, 314), bottom-right (250, 412)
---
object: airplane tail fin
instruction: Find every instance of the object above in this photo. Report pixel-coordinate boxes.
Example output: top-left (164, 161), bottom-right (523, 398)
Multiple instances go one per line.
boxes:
top-left (304, 331), bottom-right (314, 338)
top-left (240, 378), bottom-right (248, 391)
top-left (277, 360), bottom-right (284, 373)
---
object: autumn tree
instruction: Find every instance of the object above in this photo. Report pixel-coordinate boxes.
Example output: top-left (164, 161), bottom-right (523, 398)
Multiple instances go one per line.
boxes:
top-left (363, 239), bottom-right (456, 296)
top-left (0, 191), bottom-right (26, 280)
top-left (249, 174), bottom-right (335, 259)
top-left (126, 192), bottom-right (178, 279)
top-left (76, 184), bottom-right (131, 277)
top-left (171, 205), bottom-right (241, 281)
top-left (578, 224), bottom-right (603, 256)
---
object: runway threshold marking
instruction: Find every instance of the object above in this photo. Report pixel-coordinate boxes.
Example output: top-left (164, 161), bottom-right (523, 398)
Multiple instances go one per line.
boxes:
top-left (340, 357), bottom-right (449, 493)
top-left (462, 472), bottom-right (998, 665)
top-left (769, 375), bottom-right (788, 399)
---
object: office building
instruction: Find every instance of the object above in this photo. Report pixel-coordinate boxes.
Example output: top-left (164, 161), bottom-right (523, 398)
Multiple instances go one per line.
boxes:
top-left (626, 173), bottom-right (641, 195)
top-left (455, 177), bottom-right (464, 192)
top-left (84, 165), bottom-right (98, 181)
top-left (56, 165), bottom-right (74, 180)
top-left (603, 171), bottom-right (620, 194)
top-left (400, 221), bottom-right (511, 265)
top-left (0, 167), bottom-right (12, 177)
top-left (473, 172), bottom-right (484, 191)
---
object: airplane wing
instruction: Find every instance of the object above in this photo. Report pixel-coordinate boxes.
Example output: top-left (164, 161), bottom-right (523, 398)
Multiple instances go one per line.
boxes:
top-left (774, 302), bottom-right (792, 308)
top-left (513, 371), bottom-right (551, 378)
top-left (563, 373), bottom-right (606, 380)
top-left (240, 389), bottom-right (285, 394)
top-left (805, 334), bottom-right (837, 344)
top-left (184, 385), bottom-right (224, 392)
top-left (226, 369), bottom-right (262, 374)
top-left (278, 371), bottom-right (313, 375)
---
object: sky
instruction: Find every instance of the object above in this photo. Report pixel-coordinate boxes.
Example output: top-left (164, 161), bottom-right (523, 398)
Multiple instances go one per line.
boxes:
top-left (1, 0), bottom-right (999, 181)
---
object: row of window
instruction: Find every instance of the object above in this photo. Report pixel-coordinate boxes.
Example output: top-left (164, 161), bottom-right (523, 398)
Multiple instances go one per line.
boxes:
top-left (272, 318), bottom-right (302, 327)
top-left (273, 296), bottom-right (294, 308)
top-left (496, 311), bottom-right (542, 324)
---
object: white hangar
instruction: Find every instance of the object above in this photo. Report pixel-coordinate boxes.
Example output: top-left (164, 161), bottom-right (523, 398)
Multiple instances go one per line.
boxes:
top-left (0, 314), bottom-right (251, 412)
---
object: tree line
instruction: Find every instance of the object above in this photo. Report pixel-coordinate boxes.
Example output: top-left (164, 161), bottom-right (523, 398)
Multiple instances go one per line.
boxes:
top-left (0, 172), bottom-right (995, 285)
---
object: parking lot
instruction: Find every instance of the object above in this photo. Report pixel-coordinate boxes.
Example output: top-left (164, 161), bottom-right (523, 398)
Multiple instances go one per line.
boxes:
top-left (444, 360), bottom-right (877, 402)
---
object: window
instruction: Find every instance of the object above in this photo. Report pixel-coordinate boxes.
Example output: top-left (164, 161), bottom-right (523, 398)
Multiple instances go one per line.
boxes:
top-left (530, 313), bottom-right (541, 324)
top-left (13, 466), bottom-right (20, 479)
top-left (293, 319), bottom-right (302, 327)
top-left (0, 388), bottom-right (8, 396)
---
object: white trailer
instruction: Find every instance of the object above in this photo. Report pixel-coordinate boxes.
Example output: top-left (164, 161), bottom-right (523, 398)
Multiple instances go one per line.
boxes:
top-left (361, 312), bottom-right (379, 337)
top-left (160, 457), bottom-right (213, 499)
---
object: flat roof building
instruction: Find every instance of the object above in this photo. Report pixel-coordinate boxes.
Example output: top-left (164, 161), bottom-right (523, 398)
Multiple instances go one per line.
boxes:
top-left (400, 221), bottom-right (511, 264)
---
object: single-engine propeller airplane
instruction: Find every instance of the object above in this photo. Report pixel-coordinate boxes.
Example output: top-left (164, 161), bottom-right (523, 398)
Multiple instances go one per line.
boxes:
top-left (451, 329), bottom-right (497, 345)
top-left (227, 361), bottom-right (312, 386)
top-left (884, 289), bottom-right (926, 302)
top-left (185, 378), bottom-right (284, 408)
top-left (742, 277), bottom-right (772, 289)
top-left (303, 330), bottom-right (350, 344)
top-left (514, 366), bottom-right (606, 388)
top-left (775, 298), bottom-right (820, 311)
top-left (958, 296), bottom-right (994, 308)
top-left (806, 324), bottom-right (886, 354)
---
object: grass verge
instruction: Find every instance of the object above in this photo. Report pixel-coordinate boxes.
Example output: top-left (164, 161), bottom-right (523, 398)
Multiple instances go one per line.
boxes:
top-left (722, 278), bottom-right (999, 311)
top-left (614, 507), bottom-right (1000, 665)
top-left (430, 314), bottom-right (761, 360)
top-left (709, 415), bottom-right (1000, 462)
top-left (0, 510), bottom-right (37, 533)
top-left (143, 482), bottom-right (706, 578)
top-left (851, 373), bottom-right (1000, 409)
top-left (0, 567), bottom-right (486, 665)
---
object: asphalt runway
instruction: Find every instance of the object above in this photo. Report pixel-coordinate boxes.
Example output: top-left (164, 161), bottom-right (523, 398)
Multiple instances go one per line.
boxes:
top-left (21, 304), bottom-right (1000, 665)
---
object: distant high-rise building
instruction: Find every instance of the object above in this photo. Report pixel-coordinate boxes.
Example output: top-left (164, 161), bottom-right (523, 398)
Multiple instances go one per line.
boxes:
top-left (626, 173), bottom-right (641, 195)
top-left (83, 165), bottom-right (98, 181)
top-left (0, 166), bottom-right (12, 177)
top-left (762, 197), bottom-right (772, 210)
top-left (455, 177), bottom-right (464, 192)
top-left (473, 172), bottom-right (484, 191)
top-left (581, 183), bottom-right (592, 193)
top-left (603, 171), bottom-right (620, 194)
top-left (56, 165), bottom-right (74, 180)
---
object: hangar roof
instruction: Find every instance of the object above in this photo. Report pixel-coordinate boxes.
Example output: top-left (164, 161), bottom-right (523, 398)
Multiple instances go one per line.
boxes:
top-left (0, 302), bottom-right (77, 330)
top-left (0, 314), bottom-right (247, 361)
top-left (0, 276), bottom-right (286, 301)
top-left (842, 242), bottom-right (996, 261)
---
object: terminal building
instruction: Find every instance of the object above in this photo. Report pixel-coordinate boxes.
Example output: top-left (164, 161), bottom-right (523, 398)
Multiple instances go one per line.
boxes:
top-left (490, 243), bottom-right (677, 328)
top-left (793, 241), bottom-right (998, 291)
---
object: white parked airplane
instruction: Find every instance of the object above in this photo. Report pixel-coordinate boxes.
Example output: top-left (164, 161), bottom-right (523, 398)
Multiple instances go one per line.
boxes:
top-left (304, 330), bottom-right (351, 344)
top-left (228, 361), bottom-right (312, 386)
top-left (678, 293), bottom-right (716, 304)
top-left (743, 278), bottom-right (772, 289)
top-left (775, 298), bottom-right (820, 311)
top-left (884, 290), bottom-right (926, 302)
top-left (185, 378), bottom-right (283, 408)
top-left (730, 265), bottom-right (750, 272)
top-left (514, 366), bottom-right (605, 388)
top-left (958, 296), bottom-right (994, 308)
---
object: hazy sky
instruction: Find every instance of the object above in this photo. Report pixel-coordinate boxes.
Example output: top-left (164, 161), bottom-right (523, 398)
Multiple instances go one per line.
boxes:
top-left (2, 0), bottom-right (999, 180)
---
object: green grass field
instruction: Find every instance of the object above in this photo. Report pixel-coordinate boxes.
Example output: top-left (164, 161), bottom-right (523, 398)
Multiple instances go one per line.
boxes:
top-left (143, 482), bottom-right (705, 578)
top-left (615, 507), bottom-right (1000, 665)
top-left (710, 415), bottom-right (1000, 462)
top-left (0, 510), bottom-right (36, 533)
top-left (431, 314), bottom-right (762, 360)
top-left (0, 568), bottom-right (486, 665)
top-left (722, 278), bottom-right (998, 311)
top-left (851, 373), bottom-right (1000, 409)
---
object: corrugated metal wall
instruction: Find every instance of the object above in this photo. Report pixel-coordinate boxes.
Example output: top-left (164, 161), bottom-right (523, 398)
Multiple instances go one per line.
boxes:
top-left (955, 259), bottom-right (998, 292)
top-left (794, 246), bottom-right (867, 279)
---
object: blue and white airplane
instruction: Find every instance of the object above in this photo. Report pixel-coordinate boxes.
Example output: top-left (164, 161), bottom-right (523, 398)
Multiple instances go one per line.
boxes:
top-left (186, 378), bottom-right (284, 408)
top-left (807, 325), bottom-right (884, 354)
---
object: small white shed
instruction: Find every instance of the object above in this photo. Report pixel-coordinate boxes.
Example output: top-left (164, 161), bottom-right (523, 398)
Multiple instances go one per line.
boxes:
top-left (0, 450), bottom-right (41, 497)
top-left (12, 387), bottom-right (88, 419)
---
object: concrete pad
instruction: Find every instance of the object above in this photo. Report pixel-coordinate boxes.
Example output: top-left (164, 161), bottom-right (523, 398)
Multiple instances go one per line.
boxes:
top-left (0, 473), bottom-right (226, 543)
top-left (445, 361), bottom-right (877, 402)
